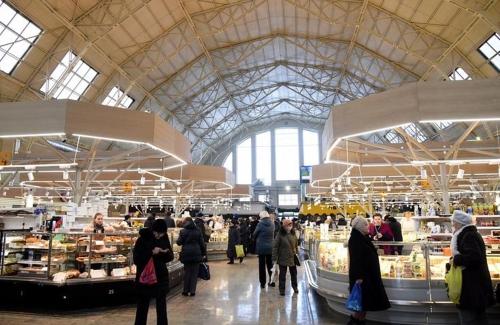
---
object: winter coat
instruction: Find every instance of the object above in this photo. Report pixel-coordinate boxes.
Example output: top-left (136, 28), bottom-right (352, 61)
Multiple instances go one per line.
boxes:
top-left (176, 221), bottom-right (207, 264)
top-left (227, 225), bottom-right (241, 259)
top-left (387, 218), bottom-right (402, 242)
top-left (348, 228), bottom-right (391, 312)
top-left (272, 228), bottom-right (298, 267)
top-left (239, 222), bottom-right (250, 248)
top-left (368, 223), bottom-right (394, 255)
top-left (133, 228), bottom-right (174, 288)
top-left (194, 218), bottom-right (209, 243)
top-left (253, 218), bottom-right (275, 255)
top-left (164, 216), bottom-right (176, 229)
top-left (273, 219), bottom-right (281, 238)
top-left (453, 225), bottom-right (495, 311)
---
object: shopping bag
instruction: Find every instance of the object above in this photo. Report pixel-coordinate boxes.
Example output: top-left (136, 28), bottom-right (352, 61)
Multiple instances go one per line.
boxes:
top-left (198, 262), bottom-right (210, 280)
top-left (445, 262), bottom-right (462, 304)
top-left (294, 254), bottom-right (301, 267)
top-left (270, 263), bottom-right (279, 284)
top-left (235, 245), bottom-right (245, 258)
top-left (139, 258), bottom-right (157, 285)
top-left (346, 282), bottom-right (363, 312)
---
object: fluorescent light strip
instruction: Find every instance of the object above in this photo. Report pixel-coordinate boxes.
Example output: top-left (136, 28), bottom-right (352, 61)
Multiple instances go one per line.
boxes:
top-left (0, 132), bottom-right (65, 138)
top-left (420, 118), bottom-right (500, 123)
top-left (47, 140), bottom-right (80, 153)
top-left (0, 163), bottom-right (77, 170)
top-left (412, 158), bottom-right (500, 165)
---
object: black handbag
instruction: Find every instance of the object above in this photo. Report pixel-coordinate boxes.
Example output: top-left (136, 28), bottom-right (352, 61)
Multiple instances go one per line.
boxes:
top-left (198, 262), bottom-right (210, 280)
top-left (294, 254), bottom-right (301, 267)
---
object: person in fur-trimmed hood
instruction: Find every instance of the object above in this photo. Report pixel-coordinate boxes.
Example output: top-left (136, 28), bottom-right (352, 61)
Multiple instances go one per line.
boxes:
top-left (451, 210), bottom-right (495, 325)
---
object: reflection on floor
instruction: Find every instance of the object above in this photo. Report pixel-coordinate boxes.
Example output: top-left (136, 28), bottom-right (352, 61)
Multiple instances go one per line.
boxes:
top-left (0, 256), bottom-right (387, 325)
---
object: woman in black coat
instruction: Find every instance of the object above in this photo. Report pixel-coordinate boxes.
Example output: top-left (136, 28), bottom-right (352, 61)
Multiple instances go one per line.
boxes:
top-left (451, 211), bottom-right (495, 324)
top-left (348, 217), bottom-right (390, 324)
top-left (239, 219), bottom-right (250, 256)
top-left (176, 217), bottom-right (206, 297)
top-left (227, 219), bottom-right (242, 264)
top-left (134, 219), bottom-right (174, 325)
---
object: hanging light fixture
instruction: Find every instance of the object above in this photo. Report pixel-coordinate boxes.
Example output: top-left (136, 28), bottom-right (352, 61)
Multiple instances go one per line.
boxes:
top-left (363, 185), bottom-right (368, 193)
top-left (176, 186), bottom-right (181, 194)
top-left (457, 168), bottom-right (465, 179)
top-left (154, 190), bottom-right (158, 197)
top-left (337, 183), bottom-right (342, 191)
top-left (160, 182), bottom-right (165, 189)
top-left (27, 171), bottom-right (34, 181)
top-left (420, 168), bottom-right (427, 179)
top-left (63, 170), bottom-right (69, 180)
top-left (331, 188), bottom-right (335, 195)
top-left (140, 175), bottom-right (146, 185)
top-left (346, 177), bottom-right (351, 185)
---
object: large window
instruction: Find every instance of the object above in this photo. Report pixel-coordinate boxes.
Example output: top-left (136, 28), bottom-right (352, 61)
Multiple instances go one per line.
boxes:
top-left (275, 128), bottom-right (299, 180)
top-left (403, 123), bottom-right (427, 142)
top-left (223, 152), bottom-right (233, 172)
top-left (255, 131), bottom-right (271, 185)
top-left (278, 194), bottom-right (298, 206)
top-left (478, 33), bottom-right (500, 72)
top-left (40, 51), bottom-right (98, 100)
top-left (224, 127), bottom-right (320, 185)
top-left (0, 1), bottom-right (42, 74)
top-left (236, 138), bottom-right (252, 184)
top-left (303, 129), bottom-right (319, 166)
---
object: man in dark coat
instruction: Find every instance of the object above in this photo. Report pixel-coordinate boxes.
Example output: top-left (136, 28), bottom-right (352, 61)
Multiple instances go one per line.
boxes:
top-left (134, 219), bottom-right (174, 325)
top-left (227, 219), bottom-right (242, 264)
top-left (239, 218), bottom-right (250, 256)
top-left (386, 216), bottom-right (403, 255)
top-left (348, 217), bottom-right (390, 324)
top-left (253, 211), bottom-right (275, 288)
top-left (451, 210), bottom-right (495, 324)
top-left (176, 217), bottom-right (207, 297)
top-left (194, 214), bottom-right (209, 243)
top-left (163, 211), bottom-right (176, 229)
top-left (249, 217), bottom-right (259, 254)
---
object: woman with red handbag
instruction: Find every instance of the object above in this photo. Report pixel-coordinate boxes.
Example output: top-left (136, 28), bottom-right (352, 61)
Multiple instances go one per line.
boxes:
top-left (134, 219), bottom-right (174, 325)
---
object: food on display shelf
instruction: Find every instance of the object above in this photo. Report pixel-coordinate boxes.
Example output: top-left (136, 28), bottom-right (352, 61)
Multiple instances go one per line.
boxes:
top-left (92, 246), bottom-right (117, 254)
top-left (318, 242), bottom-right (348, 273)
top-left (209, 229), bottom-right (228, 242)
top-left (52, 272), bottom-right (67, 283)
top-left (90, 269), bottom-right (107, 278)
top-left (111, 267), bottom-right (131, 277)
top-left (41, 254), bottom-right (65, 263)
top-left (79, 272), bottom-right (89, 278)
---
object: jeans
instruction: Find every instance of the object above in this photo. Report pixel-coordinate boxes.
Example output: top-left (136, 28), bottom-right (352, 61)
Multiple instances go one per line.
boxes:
top-left (258, 254), bottom-right (273, 286)
top-left (279, 265), bottom-right (297, 294)
top-left (458, 308), bottom-right (488, 325)
top-left (183, 263), bottom-right (199, 294)
top-left (135, 284), bottom-right (168, 325)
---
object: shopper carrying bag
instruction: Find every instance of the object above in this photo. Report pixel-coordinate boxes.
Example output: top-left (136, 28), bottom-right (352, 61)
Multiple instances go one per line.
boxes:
top-left (445, 260), bottom-right (462, 304)
top-left (134, 220), bottom-right (174, 325)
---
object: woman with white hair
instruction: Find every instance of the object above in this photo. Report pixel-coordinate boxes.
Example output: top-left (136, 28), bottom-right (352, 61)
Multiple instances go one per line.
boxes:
top-left (253, 210), bottom-right (275, 288)
top-left (450, 210), bottom-right (494, 324)
top-left (348, 217), bottom-right (390, 324)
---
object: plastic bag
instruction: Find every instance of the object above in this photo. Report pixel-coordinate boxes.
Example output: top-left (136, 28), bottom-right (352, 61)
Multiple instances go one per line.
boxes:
top-left (445, 261), bottom-right (462, 304)
top-left (235, 245), bottom-right (245, 258)
top-left (270, 263), bottom-right (279, 284)
top-left (139, 258), bottom-right (157, 285)
top-left (346, 282), bottom-right (363, 312)
top-left (198, 262), bottom-right (210, 280)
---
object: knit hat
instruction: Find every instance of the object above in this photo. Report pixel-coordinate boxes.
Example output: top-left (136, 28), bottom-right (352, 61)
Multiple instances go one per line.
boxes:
top-left (351, 216), bottom-right (368, 232)
top-left (451, 210), bottom-right (473, 226)
top-left (259, 211), bottom-right (270, 218)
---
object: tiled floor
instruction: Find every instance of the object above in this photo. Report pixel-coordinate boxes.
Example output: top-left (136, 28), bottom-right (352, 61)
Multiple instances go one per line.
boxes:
top-left (0, 256), bottom-right (359, 325)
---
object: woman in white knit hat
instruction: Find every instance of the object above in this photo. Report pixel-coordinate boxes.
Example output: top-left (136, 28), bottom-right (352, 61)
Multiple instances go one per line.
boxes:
top-left (450, 210), bottom-right (495, 324)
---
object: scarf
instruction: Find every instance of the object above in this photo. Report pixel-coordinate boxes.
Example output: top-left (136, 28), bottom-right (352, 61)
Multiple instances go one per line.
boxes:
top-left (451, 224), bottom-right (474, 256)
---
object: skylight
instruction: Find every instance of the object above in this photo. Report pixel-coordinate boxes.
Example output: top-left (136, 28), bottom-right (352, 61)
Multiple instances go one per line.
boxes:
top-left (40, 51), bottom-right (98, 100)
top-left (448, 67), bottom-right (471, 80)
top-left (102, 86), bottom-right (134, 108)
top-left (385, 130), bottom-right (403, 144)
top-left (433, 121), bottom-right (453, 130)
top-left (0, 0), bottom-right (42, 74)
top-left (403, 123), bottom-right (427, 142)
top-left (478, 33), bottom-right (500, 71)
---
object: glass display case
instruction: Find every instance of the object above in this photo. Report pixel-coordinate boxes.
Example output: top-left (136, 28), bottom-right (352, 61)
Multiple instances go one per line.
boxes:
top-left (207, 228), bottom-right (228, 260)
top-left (308, 238), bottom-right (500, 324)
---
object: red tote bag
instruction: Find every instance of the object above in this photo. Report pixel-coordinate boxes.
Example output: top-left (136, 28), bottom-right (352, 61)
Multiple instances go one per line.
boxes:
top-left (139, 258), bottom-right (157, 285)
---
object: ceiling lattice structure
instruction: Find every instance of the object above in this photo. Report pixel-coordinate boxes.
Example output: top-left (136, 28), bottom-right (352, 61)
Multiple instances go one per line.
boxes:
top-left (1, 0), bottom-right (499, 163)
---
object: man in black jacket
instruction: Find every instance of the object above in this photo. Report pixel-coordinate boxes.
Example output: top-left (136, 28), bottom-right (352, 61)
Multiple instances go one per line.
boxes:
top-left (451, 210), bottom-right (495, 324)
top-left (163, 211), bottom-right (176, 229)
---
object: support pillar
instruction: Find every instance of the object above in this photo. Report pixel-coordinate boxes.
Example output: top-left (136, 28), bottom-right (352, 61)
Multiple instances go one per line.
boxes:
top-left (439, 163), bottom-right (450, 214)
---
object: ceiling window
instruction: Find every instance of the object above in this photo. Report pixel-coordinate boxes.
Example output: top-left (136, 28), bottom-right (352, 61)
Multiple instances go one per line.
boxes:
top-left (40, 51), bottom-right (98, 100)
top-left (385, 130), bottom-right (403, 144)
top-left (255, 131), bottom-right (271, 186)
top-left (448, 67), bottom-right (471, 80)
top-left (0, 1), bottom-right (42, 74)
top-left (403, 123), bottom-right (427, 142)
top-left (278, 194), bottom-right (299, 206)
top-left (236, 138), bottom-right (252, 184)
top-left (275, 128), bottom-right (299, 181)
top-left (433, 121), bottom-right (453, 130)
top-left (303, 129), bottom-right (319, 166)
top-left (102, 86), bottom-right (134, 108)
top-left (478, 33), bottom-right (500, 71)
top-left (223, 152), bottom-right (233, 172)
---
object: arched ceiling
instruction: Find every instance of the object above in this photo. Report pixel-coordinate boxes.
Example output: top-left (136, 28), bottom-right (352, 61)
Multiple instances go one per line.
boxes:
top-left (2, 0), bottom-right (499, 163)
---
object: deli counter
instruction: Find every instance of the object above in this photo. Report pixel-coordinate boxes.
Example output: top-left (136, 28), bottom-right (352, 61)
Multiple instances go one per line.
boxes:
top-left (305, 238), bottom-right (500, 325)
top-left (0, 229), bottom-right (183, 307)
